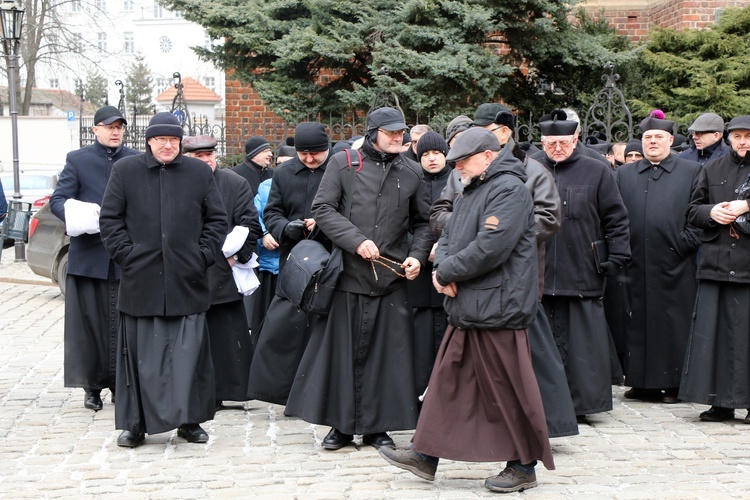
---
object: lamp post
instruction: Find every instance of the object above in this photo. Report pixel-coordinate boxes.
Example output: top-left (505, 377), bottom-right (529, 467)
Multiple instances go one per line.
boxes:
top-left (0, 0), bottom-right (25, 261)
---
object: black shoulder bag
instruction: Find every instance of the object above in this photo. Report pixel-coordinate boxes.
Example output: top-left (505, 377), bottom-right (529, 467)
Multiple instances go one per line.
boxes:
top-left (277, 149), bottom-right (361, 315)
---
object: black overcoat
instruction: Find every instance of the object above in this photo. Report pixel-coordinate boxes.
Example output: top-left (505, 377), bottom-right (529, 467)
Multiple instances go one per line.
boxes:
top-left (100, 151), bottom-right (227, 317)
top-left (263, 153), bottom-right (330, 266)
top-left (616, 154), bottom-right (702, 388)
top-left (233, 159), bottom-right (273, 197)
top-left (208, 167), bottom-right (262, 305)
top-left (50, 141), bottom-right (139, 279)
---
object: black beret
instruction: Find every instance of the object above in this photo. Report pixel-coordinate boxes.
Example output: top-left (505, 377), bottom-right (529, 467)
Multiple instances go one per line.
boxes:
top-left (539, 110), bottom-right (577, 136)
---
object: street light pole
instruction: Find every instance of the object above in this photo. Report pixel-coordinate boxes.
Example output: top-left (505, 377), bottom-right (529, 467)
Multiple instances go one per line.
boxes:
top-left (0, 0), bottom-right (25, 261)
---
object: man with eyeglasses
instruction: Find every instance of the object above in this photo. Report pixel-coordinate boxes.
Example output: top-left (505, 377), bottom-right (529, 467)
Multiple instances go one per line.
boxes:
top-left (623, 140), bottom-right (644, 164)
top-left (616, 116), bottom-right (702, 405)
top-left (678, 112), bottom-right (730, 166)
top-left (537, 110), bottom-right (630, 424)
top-left (285, 107), bottom-right (433, 451)
top-left (50, 105), bottom-right (139, 413)
top-left (100, 112), bottom-right (227, 448)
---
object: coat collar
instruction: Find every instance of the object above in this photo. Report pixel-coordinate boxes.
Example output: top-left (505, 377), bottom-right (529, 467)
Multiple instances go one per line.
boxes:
top-left (636, 152), bottom-right (676, 173)
top-left (146, 149), bottom-right (183, 169)
top-left (291, 148), bottom-right (331, 174)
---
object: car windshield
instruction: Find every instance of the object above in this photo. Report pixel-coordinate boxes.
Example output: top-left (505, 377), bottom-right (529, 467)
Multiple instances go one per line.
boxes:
top-left (1, 175), bottom-right (55, 191)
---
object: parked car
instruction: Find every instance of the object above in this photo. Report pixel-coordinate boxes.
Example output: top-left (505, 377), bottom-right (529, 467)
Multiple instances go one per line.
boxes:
top-left (26, 201), bottom-right (69, 296)
top-left (1, 170), bottom-right (60, 212)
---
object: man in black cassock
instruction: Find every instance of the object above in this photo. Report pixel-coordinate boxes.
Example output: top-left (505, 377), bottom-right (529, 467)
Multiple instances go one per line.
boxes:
top-left (50, 105), bottom-right (138, 411)
top-left (284, 107), bottom-right (433, 450)
top-left (246, 121), bottom-right (332, 405)
top-left (100, 113), bottom-right (227, 447)
top-left (183, 135), bottom-right (261, 411)
top-left (616, 117), bottom-right (701, 403)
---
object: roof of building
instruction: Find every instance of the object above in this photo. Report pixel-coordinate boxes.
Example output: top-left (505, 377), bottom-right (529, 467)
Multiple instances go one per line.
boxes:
top-left (155, 77), bottom-right (221, 103)
top-left (0, 87), bottom-right (97, 115)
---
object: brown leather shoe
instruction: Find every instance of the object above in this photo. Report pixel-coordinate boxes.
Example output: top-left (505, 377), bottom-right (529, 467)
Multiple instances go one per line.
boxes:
top-left (379, 447), bottom-right (436, 481)
top-left (485, 466), bottom-right (537, 493)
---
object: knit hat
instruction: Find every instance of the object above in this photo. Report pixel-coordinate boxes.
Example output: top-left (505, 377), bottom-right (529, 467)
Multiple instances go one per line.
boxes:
top-left (624, 139), bottom-right (643, 157)
top-left (245, 136), bottom-right (271, 159)
top-left (473, 103), bottom-right (512, 126)
top-left (445, 115), bottom-right (473, 143)
top-left (416, 131), bottom-right (449, 159)
top-left (445, 127), bottom-right (501, 162)
top-left (276, 144), bottom-right (296, 158)
top-left (145, 112), bottom-right (183, 140)
top-left (294, 122), bottom-right (329, 152)
top-left (539, 110), bottom-right (578, 136)
top-left (688, 113), bottom-right (724, 133)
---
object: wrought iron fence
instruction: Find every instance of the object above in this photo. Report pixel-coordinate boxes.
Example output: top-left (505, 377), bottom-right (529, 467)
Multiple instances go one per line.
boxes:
top-left (80, 63), bottom-right (697, 159)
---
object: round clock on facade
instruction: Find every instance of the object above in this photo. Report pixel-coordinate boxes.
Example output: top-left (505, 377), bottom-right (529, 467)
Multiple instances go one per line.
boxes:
top-left (159, 36), bottom-right (172, 53)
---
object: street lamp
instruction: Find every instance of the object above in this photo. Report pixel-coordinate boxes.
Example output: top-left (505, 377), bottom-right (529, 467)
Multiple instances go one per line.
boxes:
top-left (0, 0), bottom-right (25, 261)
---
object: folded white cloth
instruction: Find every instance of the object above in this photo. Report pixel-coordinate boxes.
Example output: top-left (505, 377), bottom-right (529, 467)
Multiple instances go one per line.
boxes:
top-left (232, 253), bottom-right (260, 296)
top-left (222, 225), bottom-right (250, 258)
top-left (64, 199), bottom-right (101, 236)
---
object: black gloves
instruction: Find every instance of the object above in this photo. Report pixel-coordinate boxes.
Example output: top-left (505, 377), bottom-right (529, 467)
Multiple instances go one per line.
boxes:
top-left (599, 261), bottom-right (618, 276)
top-left (283, 219), bottom-right (307, 242)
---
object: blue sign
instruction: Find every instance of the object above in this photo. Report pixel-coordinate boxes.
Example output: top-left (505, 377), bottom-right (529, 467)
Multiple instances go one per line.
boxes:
top-left (172, 109), bottom-right (186, 124)
top-left (66, 110), bottom-right (76, 121)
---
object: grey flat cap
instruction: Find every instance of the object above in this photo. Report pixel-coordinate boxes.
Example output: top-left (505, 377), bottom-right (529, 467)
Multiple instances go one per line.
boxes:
top-left (182, 135), bottom-right (217, 153)
top-left (445, 127), bottom-right (501, 162)
top-left (689, 113), bottom-right (725, 133)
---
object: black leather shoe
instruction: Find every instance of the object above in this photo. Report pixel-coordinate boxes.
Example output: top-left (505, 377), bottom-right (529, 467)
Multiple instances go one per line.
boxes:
top-left (177, 424), bottom-right (209, 443)
top-left (322, 428), bottom-right (353, 450)
top-left (362, 432), bottom-right (395, 449)
top-left (84, 391), bottom-right (103, 411)
top-left (699, 406), bottom-right (734, 422)
top-left (215, 400), bottom-right (223, 411)
top-left (117, 430), bottom-right (145, 448)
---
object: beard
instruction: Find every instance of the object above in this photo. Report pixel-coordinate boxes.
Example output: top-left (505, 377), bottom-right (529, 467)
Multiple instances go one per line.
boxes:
top-left (459, 172), bottom-right (472, 186)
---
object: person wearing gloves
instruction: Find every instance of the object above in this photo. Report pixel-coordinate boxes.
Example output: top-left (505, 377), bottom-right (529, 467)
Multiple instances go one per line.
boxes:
top-left (182, 135), bottom-right (262, 411)
top-left (537, 111), bottom-right (630, 422)
top-left (49, 105), bottom-right (139, 412)
top-left (246, 121), bottom-right (332, 405)
top-left (100, 112), bottom-right (227, 448)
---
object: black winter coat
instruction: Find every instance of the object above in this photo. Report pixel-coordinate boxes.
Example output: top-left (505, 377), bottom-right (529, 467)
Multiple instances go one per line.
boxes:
top-left (233, 159), bottom-right (273, 197)
top-left (311, 140), bottom-right (433, 296)
top-left (208, 167), bottom-right (262, 305)
top-left (100, 151), bottom-right (228, 317)
top-left (408, 166), bottom-right (452, 308)
top-left (434, 145), bottom-right (538, 330)
top-left (263, 152), bottom-right (331, 266)
top-left (541, 149), bottom-right (630, 297)
top-left (677, 139), bottom-right (731, 166)
top-left (688, 150), bottom-right (750, 283)
top-left (50, 141), bottom-right (139, 279)
top-left (616, 153), bottom-right (702, 387)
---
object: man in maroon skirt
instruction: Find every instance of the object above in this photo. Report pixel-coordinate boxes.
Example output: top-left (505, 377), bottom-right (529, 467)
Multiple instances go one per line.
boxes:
top-left (379, 127), bottom-right (554, 493)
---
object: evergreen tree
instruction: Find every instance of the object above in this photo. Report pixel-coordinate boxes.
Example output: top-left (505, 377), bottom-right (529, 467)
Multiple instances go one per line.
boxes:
top-left (161, 0), bottom-right (634, 123)
top-left (632, 6), bottom-right (750, 124)
top-left (84, 72), bottom-right (107, 108)
top-left (126, 53), bottom-right (154, 115)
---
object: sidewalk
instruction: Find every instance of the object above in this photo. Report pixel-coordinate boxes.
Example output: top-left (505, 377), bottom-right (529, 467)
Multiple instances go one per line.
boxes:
top-left (1, 245), bottom-right (749, 498)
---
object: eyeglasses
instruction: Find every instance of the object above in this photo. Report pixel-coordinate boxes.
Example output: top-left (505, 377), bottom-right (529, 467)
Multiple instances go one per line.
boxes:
top-left (151, 137), bottom-right (181, 146)
top-left (542, 138), bottom-right (574, 149)
top-left (378, 129), bottom-right (405, 138)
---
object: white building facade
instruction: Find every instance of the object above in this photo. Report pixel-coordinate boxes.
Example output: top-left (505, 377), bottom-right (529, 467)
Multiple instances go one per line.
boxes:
top-left (30, 0), bottom-right (224, 118)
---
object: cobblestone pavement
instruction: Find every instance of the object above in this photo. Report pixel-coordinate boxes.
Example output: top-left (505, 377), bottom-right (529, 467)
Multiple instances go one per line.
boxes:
top-left (2, 247), bottom-right (750, 499)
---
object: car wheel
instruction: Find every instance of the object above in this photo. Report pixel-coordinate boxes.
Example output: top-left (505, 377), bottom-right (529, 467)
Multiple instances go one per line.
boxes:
top-left (57, 251), bottom-right (68, 296)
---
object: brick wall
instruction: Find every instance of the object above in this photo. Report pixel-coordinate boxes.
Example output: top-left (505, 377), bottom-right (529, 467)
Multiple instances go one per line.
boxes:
top-left (585, 0), bottom-right (750, 42)
top-left (224, 75), bottom-right (295, 156)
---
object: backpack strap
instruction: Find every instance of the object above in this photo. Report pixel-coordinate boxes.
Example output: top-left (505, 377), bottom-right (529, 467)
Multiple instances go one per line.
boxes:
top-left (342, 148), bottom-right (362, 218)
